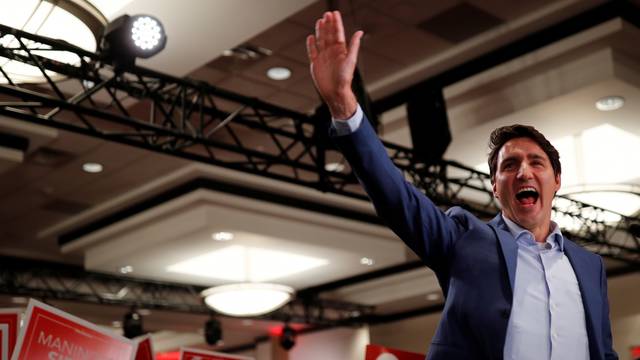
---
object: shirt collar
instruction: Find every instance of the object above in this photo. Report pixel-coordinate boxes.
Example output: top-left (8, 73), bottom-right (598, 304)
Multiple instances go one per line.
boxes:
top-left (501, 213), bottom-right (564, 251)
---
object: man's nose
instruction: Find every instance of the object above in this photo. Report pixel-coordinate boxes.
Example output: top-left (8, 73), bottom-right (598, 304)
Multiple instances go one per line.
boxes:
top-left (516, 163), bottom-right (533, 179)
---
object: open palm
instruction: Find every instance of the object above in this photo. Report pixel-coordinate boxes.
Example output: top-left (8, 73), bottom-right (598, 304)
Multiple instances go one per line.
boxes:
top-left (306, 11), bottom-right (363, 119)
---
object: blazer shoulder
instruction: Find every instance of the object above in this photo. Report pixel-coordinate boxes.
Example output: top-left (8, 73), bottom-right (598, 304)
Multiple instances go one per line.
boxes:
top-left (564, 237), bottom-right (603, 265)
top-left (445, 206), bottom-right (486, 231)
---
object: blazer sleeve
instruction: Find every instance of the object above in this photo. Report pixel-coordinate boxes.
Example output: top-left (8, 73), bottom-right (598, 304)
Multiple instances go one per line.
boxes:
top-left (600, 257), bottom-right (618, 360)
top-left (332, 115), bottom-right (465, 270)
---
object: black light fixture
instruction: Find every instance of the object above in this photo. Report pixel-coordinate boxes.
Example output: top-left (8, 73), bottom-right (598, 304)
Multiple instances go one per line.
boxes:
top-left (630, 223), bottom-right (640, 238)
top-left (279, 323), bottom-right (296, 351)
top-left (123, 308), bottom-right (143, 339)
top-left (204, 316), bottom-right (222, 346)
top-left (100, 14), bottom-right (167, 69)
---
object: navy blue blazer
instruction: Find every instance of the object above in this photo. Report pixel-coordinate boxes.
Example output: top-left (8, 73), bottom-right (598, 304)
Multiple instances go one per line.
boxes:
top-left (333, 117), bottom-right (617, 360)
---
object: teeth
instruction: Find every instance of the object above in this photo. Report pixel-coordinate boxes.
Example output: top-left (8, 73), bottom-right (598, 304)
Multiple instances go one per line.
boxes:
top-left (517, 187), bottom-right (537, 194)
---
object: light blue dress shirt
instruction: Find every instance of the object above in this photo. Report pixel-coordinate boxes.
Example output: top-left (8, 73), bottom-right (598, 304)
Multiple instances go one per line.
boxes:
top-left (502, 215), bottom-right (588, 360)
top-left (333, 105), bottom-right (589, 359)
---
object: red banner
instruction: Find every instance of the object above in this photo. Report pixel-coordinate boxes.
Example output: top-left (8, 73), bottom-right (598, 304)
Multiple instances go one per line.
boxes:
top-left (12, 299), bottom-right (135, 360)
top-left (365, 344), bottom-right (424, 360)
top-left (180, 347), bottom-right (253, 360)
top-left (135, 335), bottom-right (154, 360)
top-left (0, 309), bottom-right (20, 360)
top-left (1, 324), bottom-right (9, 360)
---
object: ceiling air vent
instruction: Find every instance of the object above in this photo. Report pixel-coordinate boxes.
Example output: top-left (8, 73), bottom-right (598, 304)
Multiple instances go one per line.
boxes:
top-left (28, 147), bottom-right (75, 167)
top-left (418, 3), bottom-right (504, 43)
top-left (43, 198), bottom-right (90, 215)
top-left (207, 44), bottom-right (272, 72)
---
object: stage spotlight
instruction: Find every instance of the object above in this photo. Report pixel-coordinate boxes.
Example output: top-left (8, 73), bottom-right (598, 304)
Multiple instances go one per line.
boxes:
top-left (100, 14), bottom-right (167, 69)
top-left (280, 324), bottom-right (296, 351)
top-left (204, 317), bottom-right (222, 345)
top-left (123, 309), bottom-right (144, 339)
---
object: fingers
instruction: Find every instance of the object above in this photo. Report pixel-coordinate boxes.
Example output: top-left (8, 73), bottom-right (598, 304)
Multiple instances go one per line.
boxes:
top-left (313, 11), bottom-right (359, 59)
top-left (306, 35), bottom-right (318, 61)
top-left (316, 11), bottom-right (347, 50)
top-left (346, 30), bottom-right (364, 66)
top-left (315, 17), bottom-right (326, 50)
top-left (332, 11), bottom-right (346, 44)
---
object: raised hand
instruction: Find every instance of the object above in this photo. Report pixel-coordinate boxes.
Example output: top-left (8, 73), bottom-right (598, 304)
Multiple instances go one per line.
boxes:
top-left (306, 11), bottom-right (363, 119)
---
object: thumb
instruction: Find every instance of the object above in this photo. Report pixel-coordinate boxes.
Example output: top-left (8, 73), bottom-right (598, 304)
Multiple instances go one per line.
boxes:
top-left (346, 30), bottom-right (363, 67)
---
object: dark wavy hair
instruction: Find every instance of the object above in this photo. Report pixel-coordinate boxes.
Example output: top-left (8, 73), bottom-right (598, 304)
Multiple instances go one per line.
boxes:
top-left (488, 124), bottom-right (561, 182)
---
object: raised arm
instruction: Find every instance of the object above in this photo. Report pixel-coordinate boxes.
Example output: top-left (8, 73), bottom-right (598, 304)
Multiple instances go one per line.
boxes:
top-left (306, 11), bottom-right (363, 120)
top-left (306, 11), bottom-right (465, 270)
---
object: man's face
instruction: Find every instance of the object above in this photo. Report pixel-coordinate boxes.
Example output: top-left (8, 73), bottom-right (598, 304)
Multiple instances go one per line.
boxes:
top-left (492, 137), bottom-right (560, 231)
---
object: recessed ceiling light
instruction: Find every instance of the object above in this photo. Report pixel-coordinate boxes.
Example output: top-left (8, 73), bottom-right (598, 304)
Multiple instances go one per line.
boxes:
top-left (360, 257), bottom-right (374, 266)
top-left (325, 162), bottom-right (345, 173)
top-left (119, 265), bottom-right (134, 274)
top-left (82, 162), bottom-right (103, 173)
top-left (426, 293), bottom-right (440, 301)
top-left (212, 231), bottom-right (234, 241)
top-left (266, 66), bottom-right (292, 80)
top-left (167, 245), bottom-right (328, 282)
top-left (595, 96), bottom-right (624, 111)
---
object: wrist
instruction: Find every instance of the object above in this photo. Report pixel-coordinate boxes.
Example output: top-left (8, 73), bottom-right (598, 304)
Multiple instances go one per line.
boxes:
top-left (326, 89), bottom-right (357, 120)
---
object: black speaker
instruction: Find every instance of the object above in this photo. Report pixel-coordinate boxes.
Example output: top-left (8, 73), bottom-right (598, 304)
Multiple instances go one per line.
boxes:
top-left (406, 88), bottom-right (451, 165)
top-left (123, 310), bottom-right (143, 339)
top-left (204, 318), bottom-right (222, 345)
top-left (280, 324), bottom-right (296, 351)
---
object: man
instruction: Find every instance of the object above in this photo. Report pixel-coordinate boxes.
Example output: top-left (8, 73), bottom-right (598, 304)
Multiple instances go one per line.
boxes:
top-left (306, 11), bottom-right (617, 360)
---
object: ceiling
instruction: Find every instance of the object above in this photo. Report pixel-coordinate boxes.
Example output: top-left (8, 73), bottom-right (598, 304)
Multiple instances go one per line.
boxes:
top-left (1, 0), bottom-right (639, 354)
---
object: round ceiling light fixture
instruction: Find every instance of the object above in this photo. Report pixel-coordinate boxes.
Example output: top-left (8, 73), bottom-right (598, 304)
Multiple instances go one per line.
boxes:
top-left (0, 0), bottom-right (107, 84)
top-left (595, 96), bottom-right (625, 111)
top-left (360, 257), bottom-right (374, 266)
top-left (324, 162), bottom-right (345, 173)
top-left (212, 231), bottom-right (234, 241)
top-left (202, 283), bottom-right (294, 317)
top-left (266, 66), bottom-right (292, 80)
top-left (82, 162), bottom-right (103, 173)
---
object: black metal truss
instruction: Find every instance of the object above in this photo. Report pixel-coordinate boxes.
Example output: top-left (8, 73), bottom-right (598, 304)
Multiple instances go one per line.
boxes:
top-left (0, 256), bottom-right (373, 326)
top-left (0, 20), bottom-right (638, 266)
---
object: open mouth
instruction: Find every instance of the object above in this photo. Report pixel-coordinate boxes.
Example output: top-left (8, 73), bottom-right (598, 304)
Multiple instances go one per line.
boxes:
top-left (515, 187), bottom-right (539, 205)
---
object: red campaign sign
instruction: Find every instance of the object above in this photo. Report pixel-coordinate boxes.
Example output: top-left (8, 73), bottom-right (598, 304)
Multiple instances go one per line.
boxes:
top-left (1, 324), bottom-right (10, 360)
top-left (0, 309), bottom-right (21, 360)
top-left (12, 299), bottom-right (135, 360)
top-left (365, 344), bottom-right (425, 360)
top-left (135, 335), bottom-right (154, 360)
top-left (180, 347), bottom-right (254, 360)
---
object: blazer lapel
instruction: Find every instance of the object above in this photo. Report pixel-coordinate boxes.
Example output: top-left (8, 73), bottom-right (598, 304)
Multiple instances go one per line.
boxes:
top-left (488, 214), bottom-right (518, 294)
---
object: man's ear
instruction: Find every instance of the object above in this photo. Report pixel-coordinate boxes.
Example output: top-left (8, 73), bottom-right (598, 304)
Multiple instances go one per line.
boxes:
top-left (492, 177), bottom-right (498, 198)
top-left (554, 172), bottom-right (561, 193)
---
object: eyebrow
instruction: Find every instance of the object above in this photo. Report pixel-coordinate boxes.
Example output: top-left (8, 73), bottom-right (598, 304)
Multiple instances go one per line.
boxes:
top-left (528, 154), bottom-right (547, 161)
top-left (500, 153), bottom-right (547, 164)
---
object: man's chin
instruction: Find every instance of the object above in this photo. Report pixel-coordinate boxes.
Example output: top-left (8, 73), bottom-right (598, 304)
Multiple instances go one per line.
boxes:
top-left (510, 206), bottom-right (542, 225)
